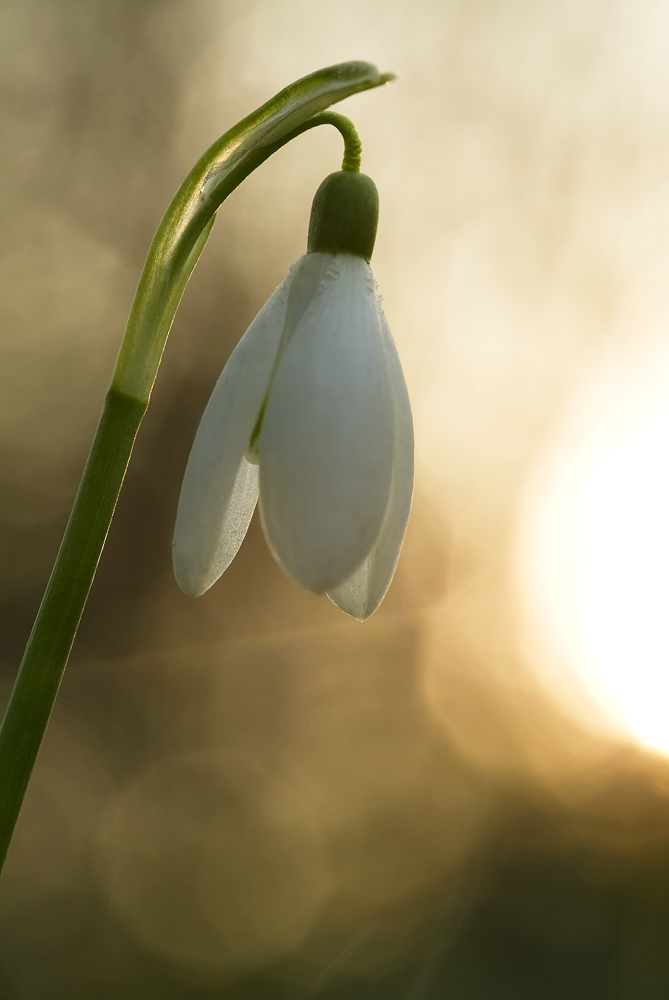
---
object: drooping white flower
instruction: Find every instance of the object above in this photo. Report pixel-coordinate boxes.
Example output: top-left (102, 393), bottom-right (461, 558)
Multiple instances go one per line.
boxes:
top-left (173, 172), bottom-right (413, 619)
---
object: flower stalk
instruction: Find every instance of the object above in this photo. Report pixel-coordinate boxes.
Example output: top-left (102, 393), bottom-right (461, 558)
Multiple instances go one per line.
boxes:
top-left (0, 63), bottom-right (394, 876)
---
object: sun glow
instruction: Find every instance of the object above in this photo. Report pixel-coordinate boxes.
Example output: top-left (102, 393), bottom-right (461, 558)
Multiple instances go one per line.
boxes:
top-left (517, 336), bottom-right (669, 755)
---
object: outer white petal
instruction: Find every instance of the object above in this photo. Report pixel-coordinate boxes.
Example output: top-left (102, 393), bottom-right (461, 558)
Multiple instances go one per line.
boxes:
top-left (327, 309), bottom-right (414, 620)
top-left (259, 253), bottom-right (395, 593)
top-left (173, 262), bottom-right (301, 596)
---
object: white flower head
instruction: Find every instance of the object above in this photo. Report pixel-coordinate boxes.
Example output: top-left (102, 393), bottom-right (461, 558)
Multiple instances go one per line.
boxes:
top-left (173, 172), bottom-right (413, 619)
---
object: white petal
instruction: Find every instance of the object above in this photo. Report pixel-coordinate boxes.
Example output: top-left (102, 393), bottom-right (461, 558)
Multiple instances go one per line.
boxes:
top-left (259, 253), bottom-right (395, 593)
top-left (173, 262), bottom-right (301, 596)
top-left (327, 309), bottom-right (414, 620)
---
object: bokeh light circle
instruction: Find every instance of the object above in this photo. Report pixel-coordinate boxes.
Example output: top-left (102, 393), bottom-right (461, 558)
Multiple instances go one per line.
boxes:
top-left (516, 334), bottom-right (669, 755)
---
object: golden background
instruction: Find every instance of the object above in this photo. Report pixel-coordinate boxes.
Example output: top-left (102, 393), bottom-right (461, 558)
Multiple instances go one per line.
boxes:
top-left (2, 1), bottom-right (669, 996)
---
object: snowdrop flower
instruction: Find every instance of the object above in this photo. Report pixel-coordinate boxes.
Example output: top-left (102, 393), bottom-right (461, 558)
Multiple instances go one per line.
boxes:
top-left (173, 170), bottom-right (413, 619)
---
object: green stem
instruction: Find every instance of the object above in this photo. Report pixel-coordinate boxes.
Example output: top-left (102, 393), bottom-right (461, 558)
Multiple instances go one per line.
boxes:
top-left (0, 62), bottom-right (393, 876)
top-left (319, 112), bottom-right (363, 171)
top-left (0, 390), bottom-right (145, 850)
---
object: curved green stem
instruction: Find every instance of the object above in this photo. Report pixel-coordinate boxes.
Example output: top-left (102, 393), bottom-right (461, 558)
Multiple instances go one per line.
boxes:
top-left (0, 62), bottom-right (394, 876)
top-left (316, 112), bottom-right (363, 171)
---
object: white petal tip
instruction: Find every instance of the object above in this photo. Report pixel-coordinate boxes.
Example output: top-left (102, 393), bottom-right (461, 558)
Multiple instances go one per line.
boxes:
top-left (325, 591), bottom-right (379, 622)
top-left (172, 558), bottom-right (211, 598)
top-left (326, 559), bottom-right (388, 621)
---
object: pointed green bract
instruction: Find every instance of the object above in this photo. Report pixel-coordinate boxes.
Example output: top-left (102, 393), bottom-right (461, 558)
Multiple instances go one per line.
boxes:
top-left (112, 62), bottom-right (394, 403)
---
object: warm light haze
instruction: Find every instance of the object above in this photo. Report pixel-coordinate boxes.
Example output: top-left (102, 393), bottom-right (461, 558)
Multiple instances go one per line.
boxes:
top-left (5, 1), bottom-right (669, 996)
top-left (517, 335), bottom-right (669, 756)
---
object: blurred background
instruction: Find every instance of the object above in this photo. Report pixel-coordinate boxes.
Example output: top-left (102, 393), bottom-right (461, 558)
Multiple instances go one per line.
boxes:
top-left (3, 1), bottom-right (669, 996)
